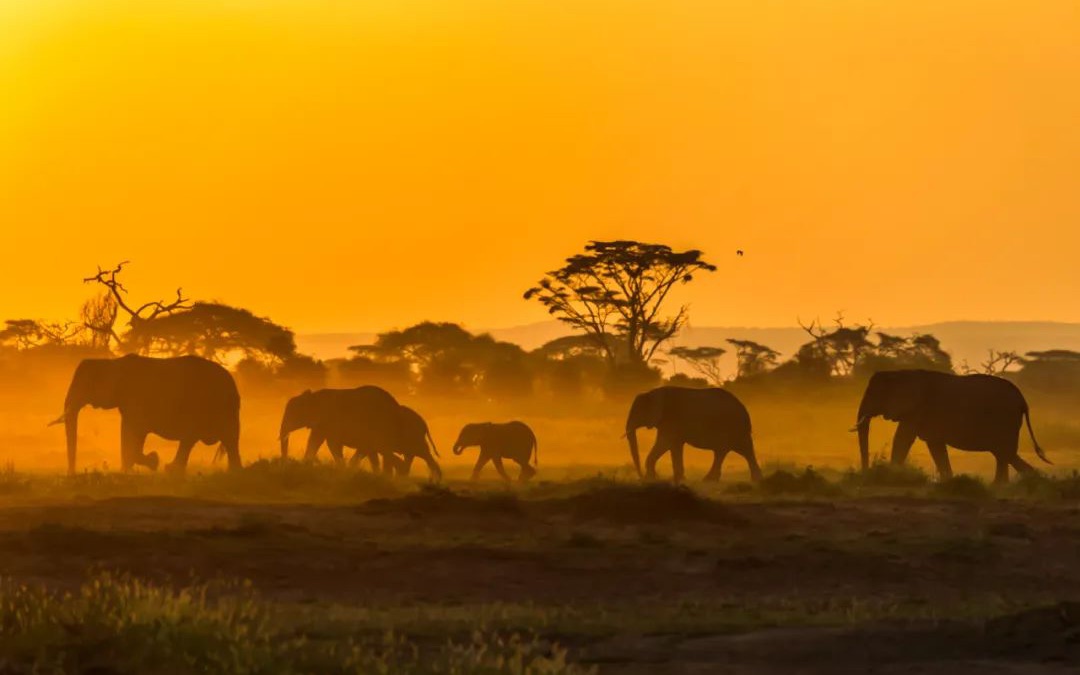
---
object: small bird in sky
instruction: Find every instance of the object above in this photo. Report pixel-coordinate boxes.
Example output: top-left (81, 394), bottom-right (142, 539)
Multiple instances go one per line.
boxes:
top-left (736, 249), bottom-right (744, 257)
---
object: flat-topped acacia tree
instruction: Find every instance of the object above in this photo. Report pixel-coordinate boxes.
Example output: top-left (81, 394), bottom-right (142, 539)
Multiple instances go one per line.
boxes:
top-left (524, 240), bottom-right (716, 371)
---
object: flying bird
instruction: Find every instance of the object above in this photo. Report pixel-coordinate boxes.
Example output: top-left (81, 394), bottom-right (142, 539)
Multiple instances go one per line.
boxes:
top-left (736, 250), bottom-right (744, 257)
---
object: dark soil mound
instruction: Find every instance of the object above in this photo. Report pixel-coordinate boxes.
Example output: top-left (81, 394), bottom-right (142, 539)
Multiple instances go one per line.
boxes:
top-left (550, 482), bottom-right (743, 524)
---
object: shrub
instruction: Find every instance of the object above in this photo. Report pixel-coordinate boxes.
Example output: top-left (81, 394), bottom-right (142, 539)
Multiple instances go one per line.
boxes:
top-left (759, 468), bottom-right (842, 497)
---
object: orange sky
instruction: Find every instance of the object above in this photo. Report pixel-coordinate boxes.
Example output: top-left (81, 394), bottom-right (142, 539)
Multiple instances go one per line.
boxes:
top-left (2, 0), bottom-right (1079, 334)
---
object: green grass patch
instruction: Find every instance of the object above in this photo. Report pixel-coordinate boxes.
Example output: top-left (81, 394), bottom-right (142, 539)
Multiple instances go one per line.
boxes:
top-left (0, 573), bottom-right (592, 675)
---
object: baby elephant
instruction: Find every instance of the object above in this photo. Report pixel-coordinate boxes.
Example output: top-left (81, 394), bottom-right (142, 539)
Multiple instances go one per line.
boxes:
top-left (453, 421), bottom-right (538, 482)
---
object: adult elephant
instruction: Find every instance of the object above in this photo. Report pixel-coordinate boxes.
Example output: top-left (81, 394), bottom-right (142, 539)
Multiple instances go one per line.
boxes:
top-left (854, 369), bottom-right (1049, 484)
top-left (50, 354), bottom-right (242, 475)
top-left (279, 385), bottom-right (403, 472)
top-left (351, 405), bottom-right (442, 482)
top-left (626, 386), bottom-right (762, 484)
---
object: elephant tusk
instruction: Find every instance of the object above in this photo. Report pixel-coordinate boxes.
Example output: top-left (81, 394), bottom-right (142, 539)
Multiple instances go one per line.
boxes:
top-left (849, 416), bottom-right (869, 432)
top-left (47, 413), bottom-right (66, 427)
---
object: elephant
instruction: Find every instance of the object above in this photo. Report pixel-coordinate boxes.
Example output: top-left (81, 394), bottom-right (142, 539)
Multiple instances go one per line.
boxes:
top-left (452, 421), bottom-right (537, 482)
top-left (279, 385), bottom-right (404, 472)
top-left (854, 369), bottom-right (1050, 484)
top-left (625, 386), bottom-right (762, 483)
top-left (350, 405), bottom-right (442, 482)
top-left (50, 354), bottom-right (242, 475)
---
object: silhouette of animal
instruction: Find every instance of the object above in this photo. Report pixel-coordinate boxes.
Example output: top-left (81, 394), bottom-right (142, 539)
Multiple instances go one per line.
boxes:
top-left (50, 354), bottom-right (241, 475)
top-left (351, 405), bottom-right (442, 481)
top-left (279, 386), bottom-right (404, 472)
top-left (854, 369), bottom-right (1049, 484)
top-left (626, 386), bottom-right (762, 483)
top-left (453, 421), bottom-right (537, 482)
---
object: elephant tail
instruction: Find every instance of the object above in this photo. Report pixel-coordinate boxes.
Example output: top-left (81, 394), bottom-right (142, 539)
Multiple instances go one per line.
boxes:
top-left (1023, 407), bottom-right (1051, 465)
top-left (427, 431), bottom-right (440, 458)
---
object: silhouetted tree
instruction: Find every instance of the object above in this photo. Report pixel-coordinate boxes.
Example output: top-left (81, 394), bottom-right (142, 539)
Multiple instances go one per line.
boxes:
top-left (529, 335), bottom-right (609, 398)
top-left (352, 322), bottom-right (531, 397)
top-left (856, 332), bottom-right (953, 375)
top-left (524, 241), bottom-right (717, 372)
top-left (667, 372), bottom-right (710, 388)
top-left (0, 319), bottom-right (83, 349)
top-left (969, 349), bottom-right (1024, 376)
top-left (1012, 349), bottom-right (1080, 395)
top-left (124, 302), bottom-right (298, 365)
top-left (668, 345), bottom-right (727, 385)
top-left (797, 315), bottom-right (874, 377)
top-left (83, 262), bottom-right (191, 348)
top-left (725, 339), bottom-right (781, 380)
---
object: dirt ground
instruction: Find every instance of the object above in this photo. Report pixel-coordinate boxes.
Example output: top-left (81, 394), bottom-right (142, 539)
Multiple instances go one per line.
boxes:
top-left (0, 480), bottom-right (1078, 673)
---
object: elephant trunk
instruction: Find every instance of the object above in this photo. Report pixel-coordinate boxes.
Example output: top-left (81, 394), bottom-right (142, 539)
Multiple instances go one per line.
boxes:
top-left (626, 426), bottom-right (642, 477)
top-left (279, 432), bottom-right (290, 459)
top-left (64, 407), bottom-right (80, 475)
top-left (855, 395), bottom-right (873, 471)
top-left (857, 418), bottom-right (871, 472)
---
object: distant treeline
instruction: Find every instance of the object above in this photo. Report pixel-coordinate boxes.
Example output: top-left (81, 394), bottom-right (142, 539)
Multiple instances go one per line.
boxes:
top-left (4, 249), bottom-right (1080, 401)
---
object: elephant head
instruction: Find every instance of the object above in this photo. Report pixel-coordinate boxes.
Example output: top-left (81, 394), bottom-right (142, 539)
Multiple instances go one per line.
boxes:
top-left (854, 371), bottom-right (927, 470)
top-left (50, 357), bottom-right (130, 474)
top-left (279, 390), bottom-right (316, 458)
top-left (453, 423), bottom-right (489, 455)
top-left (625, 389), bottom-right (665, 477)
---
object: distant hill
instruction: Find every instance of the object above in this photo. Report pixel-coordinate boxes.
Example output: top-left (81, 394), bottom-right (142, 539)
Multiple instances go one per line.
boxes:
top-left (297, 321), bottom-right (1080, 375)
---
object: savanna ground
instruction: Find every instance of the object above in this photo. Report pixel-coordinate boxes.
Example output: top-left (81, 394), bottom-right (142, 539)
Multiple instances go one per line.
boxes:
top-left (1, 382), bottom-right (1079, 673)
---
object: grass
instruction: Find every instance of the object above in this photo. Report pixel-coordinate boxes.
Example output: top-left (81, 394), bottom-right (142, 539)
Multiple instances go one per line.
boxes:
top-left (3, 458), bottom-right (1080, 509)
top-left (0, 573), bottom-right (593, 675)
top-left (0, 572), bottom-right (1045, 675)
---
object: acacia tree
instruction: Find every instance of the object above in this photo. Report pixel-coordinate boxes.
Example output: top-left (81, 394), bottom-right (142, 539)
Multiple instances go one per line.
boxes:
top-left (351, 321), bottom-right (532, 396)
top-left (524, 240), bottom-right (716, 370)
top-left (668, 345), bottom-right (727, 385)
top-left (725, 339), bottom-right (781, 379)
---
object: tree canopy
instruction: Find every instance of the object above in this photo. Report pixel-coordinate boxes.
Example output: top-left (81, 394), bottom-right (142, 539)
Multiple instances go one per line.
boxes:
top-left (524, 240), bottom-right (716, 369)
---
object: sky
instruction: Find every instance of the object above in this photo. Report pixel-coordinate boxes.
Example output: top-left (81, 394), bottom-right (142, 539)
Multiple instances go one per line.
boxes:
top-left (2, 0), bottom-right (1079, 334)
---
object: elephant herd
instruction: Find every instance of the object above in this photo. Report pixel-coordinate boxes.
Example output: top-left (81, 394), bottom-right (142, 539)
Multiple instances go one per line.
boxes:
top-left (50, 354), bottom-right (1050, 485)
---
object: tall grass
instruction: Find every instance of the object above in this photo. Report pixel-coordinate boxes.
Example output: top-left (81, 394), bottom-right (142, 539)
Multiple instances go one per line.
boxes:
top-left (0, 573), bottom-right (593, 674)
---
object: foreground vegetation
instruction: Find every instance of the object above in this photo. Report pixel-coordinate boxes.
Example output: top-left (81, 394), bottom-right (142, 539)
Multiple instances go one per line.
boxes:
top-left (1, 462), bottom-right (1079, 672)
top-left (0, 573), bottom-right (591, 675)
top-left (3, 458), bottom-right (1080, 505)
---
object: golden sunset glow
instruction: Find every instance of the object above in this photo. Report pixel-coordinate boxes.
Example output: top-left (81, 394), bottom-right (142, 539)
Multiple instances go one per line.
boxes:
top-left (3, 0), bottom-right (1079, 332)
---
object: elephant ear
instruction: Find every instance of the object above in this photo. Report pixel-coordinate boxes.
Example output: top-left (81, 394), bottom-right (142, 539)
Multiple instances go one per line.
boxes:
top-left (882, 372), bottom-right (929, 422)
top-left (645, 390), bottom-right (667, 427)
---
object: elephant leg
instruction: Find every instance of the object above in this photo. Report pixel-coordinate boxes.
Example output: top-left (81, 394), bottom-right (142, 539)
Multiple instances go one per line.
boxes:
top-left (327, 440), bottom-right (346, 468)
top-left (926, 441), bottom-right (952, 480)
top-left (491, 455), bottom-right (513, 481)
top-left (165, 439), bottom-right (197, 475)
top-left (890, 422), bottom-right (918, 465)
top-left (401, 456), bottom-right (416, 477)
top-left (222, 434), bottom-right (241, 472)
top-left (993, 455), bottom-right (1010, 485)
top-left (378, 451), bottom-right (398, 476)
top-left (644, 436), bottom-right (669, 480)
top-left (119, 421), bottom-right (152, 472)
top-left (303, 431), bottom-right (325, 463)
top-left (1009, 454), bottom-right (1036, 476)
top-left (744, 449), bottom-right (764, 482)
top-left (670, 442), bottom-right (686, 484)
top-left (703, 450), bottom-right (729, 482)
top-left (471, 454), bottom-right (490, 481)
top-left (517, 459), bottom-right (536, 483)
